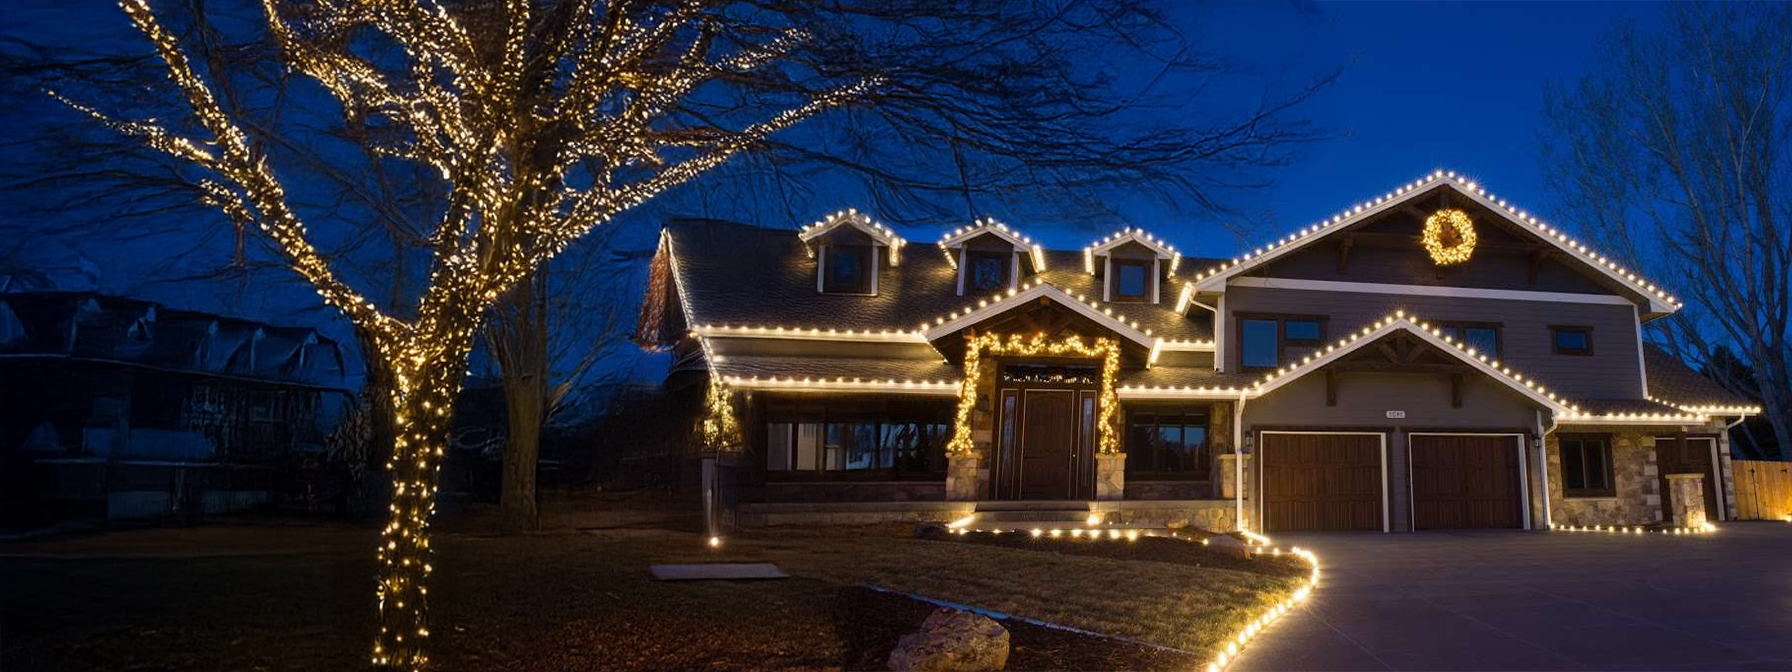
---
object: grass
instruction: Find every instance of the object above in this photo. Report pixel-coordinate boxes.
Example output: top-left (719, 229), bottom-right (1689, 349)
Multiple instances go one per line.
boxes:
top-left (1, 507), bottom-right (1302, 671)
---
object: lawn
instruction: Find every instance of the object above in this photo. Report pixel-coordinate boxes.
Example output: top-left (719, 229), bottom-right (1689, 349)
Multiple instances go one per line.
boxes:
top-left (0, 505), bottom-right (1303, 671)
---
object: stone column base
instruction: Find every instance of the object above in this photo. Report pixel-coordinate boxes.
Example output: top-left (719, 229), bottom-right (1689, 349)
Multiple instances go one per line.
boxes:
top-left (1095, 453), bottom-right (1125, 501)
top-left (946, 454), bottom-right (980, 501)
top-left (1666, 472), bottom-right (1707, 528)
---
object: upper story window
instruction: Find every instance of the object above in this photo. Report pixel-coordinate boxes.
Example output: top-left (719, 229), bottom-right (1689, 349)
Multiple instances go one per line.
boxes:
top-left (965, 250), bottom-right (1010, 293)
top-left (1440, 322), bottom-right (1502, 357)
top-left (1238, 314), bottom-right (1325, 370)
top-left (1551, 325), bottom-right (1593, 356)
top-left (822, 244), bottom-right (873, 294)
top-left (1113, 259), bottom-right (1150, 302)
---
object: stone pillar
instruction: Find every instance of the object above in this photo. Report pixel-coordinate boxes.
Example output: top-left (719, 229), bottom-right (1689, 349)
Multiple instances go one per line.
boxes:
top-left (1095, 454), bottom-right (1125, 500)
top-left (1216, 453), bottom-right (1250, 499)
top-left (946, 453), bottom-right (980, 501)
top-left (1666, 473), bottom-right (1707, 528)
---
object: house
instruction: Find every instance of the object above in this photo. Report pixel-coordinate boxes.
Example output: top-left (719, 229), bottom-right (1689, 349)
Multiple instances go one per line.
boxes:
top-left (0, 292), bottom-right (353, 526)
top-left (633, 170), bottom-right (1761, 532)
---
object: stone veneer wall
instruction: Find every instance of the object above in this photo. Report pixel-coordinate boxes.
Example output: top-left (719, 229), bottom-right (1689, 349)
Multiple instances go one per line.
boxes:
top-left (961, 355), bottom-right (998, 500)
top-left (1091, 499), bottom-right (1236, 531)
top-left (1718, 431), bottom-right (1739, 520)
top-left (1545, 432), bottom-right (1662, 526)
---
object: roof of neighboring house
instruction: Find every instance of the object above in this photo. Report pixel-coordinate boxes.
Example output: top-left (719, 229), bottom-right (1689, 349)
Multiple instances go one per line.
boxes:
top-left (1643, 344), bottom-right (1758, 410)
top-left (0, 291), bottom-right (348, 389)
top-left (654, 219), bottom-right (1224, 344)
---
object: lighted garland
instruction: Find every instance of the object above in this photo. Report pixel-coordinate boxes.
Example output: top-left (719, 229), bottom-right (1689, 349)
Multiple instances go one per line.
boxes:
top-left (698, 377), bottom-right (744, 450)
top-left (1422, 208), bottom-right (1477, 265)
top-left (946, 332), bottom-right (1121, 456)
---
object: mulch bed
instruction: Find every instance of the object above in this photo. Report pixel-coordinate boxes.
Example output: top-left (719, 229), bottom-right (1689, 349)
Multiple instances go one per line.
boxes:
top-left (922, 528), bottom-right (1312, 578)
top-left (835, 585), bottom-right (1199, 671)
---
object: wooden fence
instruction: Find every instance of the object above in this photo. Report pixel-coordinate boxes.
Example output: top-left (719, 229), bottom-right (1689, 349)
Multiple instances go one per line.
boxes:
top-left (1732, 460), bottom-right (1792, 520)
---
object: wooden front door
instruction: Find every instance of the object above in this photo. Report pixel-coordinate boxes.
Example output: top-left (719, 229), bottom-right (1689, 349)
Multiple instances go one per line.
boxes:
top-left (1655, 436), bottom-right (1720, 520)
top-left (1019, 390), bottom-right (1075, 499)
top-left (1259, 433), bottom-right (1384, 532)
top-left (1409, 434), bottom-right (1524, 530)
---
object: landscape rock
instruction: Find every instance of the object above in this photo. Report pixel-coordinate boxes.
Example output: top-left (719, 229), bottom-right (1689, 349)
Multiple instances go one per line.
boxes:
top-left (887, 608), bottom-right (1010, 671)
top-left (1204, 534), bottom-right (1249, 558)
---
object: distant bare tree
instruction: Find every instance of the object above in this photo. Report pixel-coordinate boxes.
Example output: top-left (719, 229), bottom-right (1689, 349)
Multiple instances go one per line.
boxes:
top-left (1541, 2), bottom-right (1792, 458)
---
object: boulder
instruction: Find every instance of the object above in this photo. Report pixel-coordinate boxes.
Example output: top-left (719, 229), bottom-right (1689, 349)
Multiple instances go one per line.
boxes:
top-left (887, 608), bottom-right (1010, 671)
top-left (1204, 534), bottom-right (1249, 558)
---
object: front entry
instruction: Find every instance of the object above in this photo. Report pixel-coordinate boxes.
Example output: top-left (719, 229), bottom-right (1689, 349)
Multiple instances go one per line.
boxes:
top-left (993, 362), bottom-right (1097, 500)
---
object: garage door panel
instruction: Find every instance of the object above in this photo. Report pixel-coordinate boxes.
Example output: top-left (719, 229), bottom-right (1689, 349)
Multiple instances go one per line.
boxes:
top-left (1411, 435), bottom-right (1523, 530)
top-left (1261, 433), bottom-right (1383, 532)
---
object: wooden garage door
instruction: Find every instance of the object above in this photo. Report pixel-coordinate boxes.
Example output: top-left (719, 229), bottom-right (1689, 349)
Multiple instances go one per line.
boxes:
top-left (1260, 433), bottom-right (1383, 532)
top-left (1409, 435), bottom-right (1523, 530)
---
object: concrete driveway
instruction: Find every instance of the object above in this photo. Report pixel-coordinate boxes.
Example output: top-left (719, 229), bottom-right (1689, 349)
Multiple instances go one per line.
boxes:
top-left (1233, 523), bottom-right (1792, 671)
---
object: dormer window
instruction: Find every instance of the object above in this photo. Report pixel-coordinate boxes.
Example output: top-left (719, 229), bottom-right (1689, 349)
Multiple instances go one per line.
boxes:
top-left (938, 218), bottom-right (1043, 296)
top-left (797, 210), bottom-right (905, 297)
top-left (965, 250), bottom-right (1010, 293)
top-left (823, 244), bottom-right (873, 294)
top-left (1086, 229), bottom-right (1177, 304)
top-left (1113, 259), bottom-right (1150, 301)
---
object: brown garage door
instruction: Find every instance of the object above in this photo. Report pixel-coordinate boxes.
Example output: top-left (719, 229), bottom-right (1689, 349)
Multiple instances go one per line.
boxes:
top-left (1409, 434), bottom-right (1523, 530)
top-left (1260, 433), bottom-right (1383, 532)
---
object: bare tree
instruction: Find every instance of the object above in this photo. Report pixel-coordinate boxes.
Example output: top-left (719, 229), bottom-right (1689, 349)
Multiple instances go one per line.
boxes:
top-left (56, 0), bottom-right (874, 667)
top-left (1541, 2), bottom-right (1792, 457)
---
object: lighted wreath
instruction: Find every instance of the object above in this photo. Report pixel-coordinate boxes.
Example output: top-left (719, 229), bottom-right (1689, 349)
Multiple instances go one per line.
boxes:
top-left (1422, 208), bottom-right (1477, 266)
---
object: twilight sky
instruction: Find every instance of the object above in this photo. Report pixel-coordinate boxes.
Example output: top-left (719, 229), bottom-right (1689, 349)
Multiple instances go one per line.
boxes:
top-left (1, 0), bottom-right (1675, 391)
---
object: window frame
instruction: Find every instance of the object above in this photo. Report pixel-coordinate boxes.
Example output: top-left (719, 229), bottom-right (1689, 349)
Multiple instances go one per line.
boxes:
top-left (1559, 434), bottom-right (1616, 498)
top-left (1123, 404), bottom-right (1212, 481)
top-left (762, 411), bottom-right (953, 481)
top-left (1550, 325), bottom-right (1594, 356)
top-left (821, 244), bottom-right (874, 295)
top-left (1440, 321), bottom-right (1504, 358)
top-left (963, 249), bottom-right (1013, 294)
top-left (1235, 312), bottom-right (1329, 371)
top-left (1110, 258), bottom-right (1152, 303)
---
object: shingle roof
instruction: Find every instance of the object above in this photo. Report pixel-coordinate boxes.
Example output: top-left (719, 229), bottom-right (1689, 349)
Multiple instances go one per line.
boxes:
top-left (711, 353), bottom-right (960, 386)
top-left (1643, 344), bottom-right (1756, 408)
top-left (663, 219), bottom-right (1220, 342)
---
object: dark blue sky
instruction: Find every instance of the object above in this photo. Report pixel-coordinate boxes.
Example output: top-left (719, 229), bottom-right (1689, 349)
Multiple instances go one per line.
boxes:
top-left (3, 0), bottom-right (1675, 390)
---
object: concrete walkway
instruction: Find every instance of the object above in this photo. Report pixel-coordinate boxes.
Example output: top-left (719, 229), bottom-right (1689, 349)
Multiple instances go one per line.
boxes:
top-left (1233, 523), bottom-right (1792, 671)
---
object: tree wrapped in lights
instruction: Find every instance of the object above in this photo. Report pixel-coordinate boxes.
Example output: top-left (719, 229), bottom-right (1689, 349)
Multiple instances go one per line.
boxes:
top-left (61, 0), bottom-right (872, 667)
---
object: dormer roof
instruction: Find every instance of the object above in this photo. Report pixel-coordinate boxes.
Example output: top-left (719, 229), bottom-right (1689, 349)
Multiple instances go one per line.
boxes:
top-left (1084, 228), bottom-right (1180, 273)
top-left (1188, 169), bottom-right (1681, 315)
top-left (797, 209), bottom-right (907, 264)
top-left (937, 218), bottom-right (1047, 271)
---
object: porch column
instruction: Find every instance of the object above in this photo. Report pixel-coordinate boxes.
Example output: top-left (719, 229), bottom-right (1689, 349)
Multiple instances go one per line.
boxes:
top-left (1095, 453), bottom-right (1125, 500)
top-left (1665, 473), bottom-right (1708, 528)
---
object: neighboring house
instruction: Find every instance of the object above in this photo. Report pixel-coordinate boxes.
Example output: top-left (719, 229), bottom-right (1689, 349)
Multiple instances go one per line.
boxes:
top-left (0, 292), bottom-right (352, 526)
top-left (634, 170), bottom-right (1761, 532)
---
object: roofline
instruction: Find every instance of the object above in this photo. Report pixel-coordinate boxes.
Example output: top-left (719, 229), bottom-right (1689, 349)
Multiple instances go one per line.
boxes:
top-left (0, 353), bottom-right (353, 393)
top-left (721, 375), bottom-right (959, 395)
top-left (920, 281), bottom-right (1159, 351)
top-left (1189, 170), bottom-right (1681, 314)
top-left (1084, 229), bottom-right (1180, 273)
top-left (936, 219), bottom-right (1047, 271)
top-left (795, 210), bottom-right (908, 264)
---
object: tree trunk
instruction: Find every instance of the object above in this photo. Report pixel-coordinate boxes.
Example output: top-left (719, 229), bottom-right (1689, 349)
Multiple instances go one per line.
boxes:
top-left (494, 270), bottom-right (549, 535)
top-left (373, 333), bottom-right (474, 670)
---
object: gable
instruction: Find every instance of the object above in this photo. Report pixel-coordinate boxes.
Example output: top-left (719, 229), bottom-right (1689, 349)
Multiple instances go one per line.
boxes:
top-left (1191, 171), bottom-right (1680, 315)
top-left (922, 282), bottom-right (1158, 354)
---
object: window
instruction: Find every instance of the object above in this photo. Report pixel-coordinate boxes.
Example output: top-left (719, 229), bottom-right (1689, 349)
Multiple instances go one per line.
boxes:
top-left (1126, 406), bottom-right (1209, 479)
top-left (765, 418), bottom-right (951, 476)
top-left (1240, 319), bottom-right (1279, 369)
top-left (1560, 435), bottom-right (1614, 497)
top-left (1551, 326), bottom-right (1593, 356)
top-left (1112, 259), bottom-right (1150, 301)
top-left (1440, 323), bottom-right (1502, 357)
top-left (823, 245), bottom-right (872, 294)
top-left (1282, 319), bottom-right (1322, 344)
top-left (965, 250), bottom-right (1010, 293)
top-left (1237, 314), bottom-right (1326, 370)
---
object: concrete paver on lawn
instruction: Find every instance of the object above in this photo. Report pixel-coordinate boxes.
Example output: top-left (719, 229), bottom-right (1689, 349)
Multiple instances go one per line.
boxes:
top-left (1233, 523), bottom-right (1792, 671)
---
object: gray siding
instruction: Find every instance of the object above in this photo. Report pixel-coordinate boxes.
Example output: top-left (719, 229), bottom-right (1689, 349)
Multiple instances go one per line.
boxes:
top-left (1223, 284), bottom-right (1645, 400)
top-left (1242, 371), bottom-right (1542, 531)
top-left (1251, 220), bottom-right (1617, 295)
